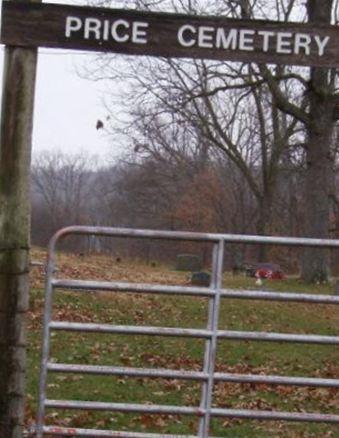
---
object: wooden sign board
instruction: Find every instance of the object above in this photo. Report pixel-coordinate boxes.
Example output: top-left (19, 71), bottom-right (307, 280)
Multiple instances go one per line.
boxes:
top-left (1, 1), bottom-right (339, 67)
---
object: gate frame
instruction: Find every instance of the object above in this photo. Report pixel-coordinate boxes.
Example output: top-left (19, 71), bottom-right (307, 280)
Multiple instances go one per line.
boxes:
top-left (36, 226), bottom-right (339, 437)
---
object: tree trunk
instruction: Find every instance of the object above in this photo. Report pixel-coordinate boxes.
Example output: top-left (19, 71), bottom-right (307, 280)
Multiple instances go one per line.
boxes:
top-left (256, 187), bottom-right (274, 262)
top-left (0, 42), bottom-right (38, 437)
top-left (301, 0), bottom-right (335, 282)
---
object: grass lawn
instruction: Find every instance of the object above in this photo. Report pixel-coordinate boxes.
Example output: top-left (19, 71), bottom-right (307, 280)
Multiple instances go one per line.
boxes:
top-left (26, 249), bottom-right (339, 437)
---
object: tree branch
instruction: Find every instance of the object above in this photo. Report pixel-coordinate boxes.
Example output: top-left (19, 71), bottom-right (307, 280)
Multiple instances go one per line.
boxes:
top-left (259, 65), bottom-right (310, 126)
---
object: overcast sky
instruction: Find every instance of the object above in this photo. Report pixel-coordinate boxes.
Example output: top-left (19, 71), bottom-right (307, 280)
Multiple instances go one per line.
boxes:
top-left (0, 0), bottom-right (115, 163)
top-left (32, 49), bottom-right (113, 160)
top-left (0, 0), bottom-right (311, 165)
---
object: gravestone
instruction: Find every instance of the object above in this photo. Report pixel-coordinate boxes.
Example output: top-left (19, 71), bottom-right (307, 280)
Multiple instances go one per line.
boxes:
top-left (191, 271), bottom-right (211, 287)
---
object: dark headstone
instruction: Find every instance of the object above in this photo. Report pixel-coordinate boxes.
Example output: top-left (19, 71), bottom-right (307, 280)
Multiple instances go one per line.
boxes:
top-left (191, 271), bottom-right (211, 287)
top-left (175, 254), bottom-right (203, 272)
top-left (335, 281), bottom-right (339, 295)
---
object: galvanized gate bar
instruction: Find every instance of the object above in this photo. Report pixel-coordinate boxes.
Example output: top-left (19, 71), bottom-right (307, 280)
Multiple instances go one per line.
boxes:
top-left (220, 288), bottom-right (339, 304)
top-left (49, 321), bottom-right (213, 338)
top-left (45, 400), bottom-right (205, 416)
top-left (42, 426), bottom-right (198, 437)
top-left (218, 330), bottom-right (339, 345)
top-left (47, 362), bottom-right (339, 388)
top-left (52, 279), bottom-right (339, 304)
top-left (47, 363), bottom-right (209, 381)
top-left (210, 408), bottom-right (339, 423)
top-left (52, 279), bottom-right (215, 297)
top-left (198, 241), bottom-right (224, 436)
top-left (49, 321), bottom-right (339, 344)
top-left (43, 401), bottom-right (339, 423)
top-left (213, 372), bottom-right (339, 387)
top-left (36, 235), bottom-right (56, 438)
top-left (35, 226), bottom-right (339, 437)
top-left (46, 225), bottom-right (339, 247)
top-left (217, 330), bottom-right (339, 344)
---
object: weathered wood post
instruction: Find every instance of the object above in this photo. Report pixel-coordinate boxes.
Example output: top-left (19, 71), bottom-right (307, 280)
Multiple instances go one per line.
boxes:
top-left (0, 3), bottom-right (38, 436)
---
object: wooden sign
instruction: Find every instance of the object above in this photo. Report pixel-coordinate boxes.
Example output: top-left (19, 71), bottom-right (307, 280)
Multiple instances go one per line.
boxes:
top-left (1, 1), bottom-right (339, 67)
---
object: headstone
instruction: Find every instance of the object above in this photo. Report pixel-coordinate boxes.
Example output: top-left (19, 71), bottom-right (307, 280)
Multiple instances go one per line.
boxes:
top-left (191, 271), bottom-right (211, 287)
top-left (335, 281), bottom-right (339, 295)
top-left (175, 254), bottom-right (203, 272)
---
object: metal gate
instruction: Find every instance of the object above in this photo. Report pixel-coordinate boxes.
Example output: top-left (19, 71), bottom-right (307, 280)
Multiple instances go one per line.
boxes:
top-left (35, 226), bottom-right (339, 437)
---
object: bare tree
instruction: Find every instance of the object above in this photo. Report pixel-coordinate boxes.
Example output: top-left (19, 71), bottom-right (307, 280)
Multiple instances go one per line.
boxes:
top-left (85, 52), bottom-right (300, 261)
top-left (253, 0), bottom-right (339, 281)
top-left (31, 151), bottom-right (99, 247)
top-left (84, 0), bottom-right (339, 279)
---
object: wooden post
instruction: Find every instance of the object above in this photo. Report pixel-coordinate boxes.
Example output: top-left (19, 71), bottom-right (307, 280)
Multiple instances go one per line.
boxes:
top-left (0, 15), bottom-right (38, 438)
